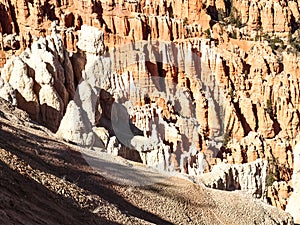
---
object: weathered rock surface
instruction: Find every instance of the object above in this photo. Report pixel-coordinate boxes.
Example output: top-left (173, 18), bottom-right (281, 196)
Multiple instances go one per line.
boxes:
top-left (0, 99), bottom-right (295, 225)
top-left (267, 181), bottom-right (291, 210)
top-left (286, 141), bottom-right (300, 224)
top-left (56, 100), bottom-right (94, 146)
top-left (0, 23), bottom-right (74, 131)
top-left (57, 26), bottom-right (107, 146)
top-left (0, 0), bottom-right (300, 218)
top-left (199, 159), bottom-right (268, 198)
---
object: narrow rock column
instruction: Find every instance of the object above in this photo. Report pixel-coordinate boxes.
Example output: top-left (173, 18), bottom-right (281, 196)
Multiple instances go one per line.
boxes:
top-left (286, 141), bottom-right (300, 224)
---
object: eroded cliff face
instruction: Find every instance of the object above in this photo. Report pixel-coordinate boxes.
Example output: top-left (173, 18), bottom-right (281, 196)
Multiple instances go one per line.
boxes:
top-left (0, 0), bottom-right (300, 220)
top-left (286, 141), bottom-right (300, 224)
top-left (0, 24), bottom-right (74, 131)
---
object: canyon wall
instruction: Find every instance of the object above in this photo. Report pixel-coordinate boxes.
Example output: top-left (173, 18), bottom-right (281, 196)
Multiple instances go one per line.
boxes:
top-left (0, 0), bottom-right (300, 220)
top-left (286, 141), bottom-right (300, 224)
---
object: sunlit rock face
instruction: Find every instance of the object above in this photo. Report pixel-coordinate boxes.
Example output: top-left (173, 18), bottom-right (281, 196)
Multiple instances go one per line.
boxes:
top-left (286, 141), bottom-right (300, 224)
top-left (57, 27), bottom-right (228, 174)
top-left (1, 0), bottom-right (300, 215)
top-left (199, 159), bottom-right (268, 199)
top-left (0, 24), bottom-right (74, 132)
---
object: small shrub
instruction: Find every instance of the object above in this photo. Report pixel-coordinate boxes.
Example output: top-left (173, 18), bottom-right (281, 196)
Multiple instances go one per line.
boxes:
top-left (222, 131), bottom-right (231, 148)
top-left (229, 7), bottom-right (243, 28)
top-left (217, 9), bottom-right (227, 22)
top-left (266, 157), bottom-right (280, 187)
top-left (183, 17), bottom-right (188, 26)
top-left (229, 88), bottom-right (235, 101)
top-left (262, 33), bottom-right (271, 42)
top-left (266, 99), bottom-right (274, 119)
top-left (255, 34), bottom-right (260, 41)
top-left (268, 36), bottom-right (284, 52)
top-left (288, 32), bottom-right (300, 53)
top-left (230, 30), bottom-right (238, 39)
top-left (204, 29), bottom-right (211, 39)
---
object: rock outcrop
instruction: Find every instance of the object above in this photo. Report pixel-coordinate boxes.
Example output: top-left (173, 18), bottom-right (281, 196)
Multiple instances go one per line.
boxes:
top-left (0, 22), bottom-right (75, 131)
top-left (57, 25), bottom-right (106, 146)
top-left (199, 159), bottom-right (268, 198)
top-left (1, 0), bottom-right (300, 217)
top-left (286, 141), bottom-right (300, 224)
top-left (267, 181), bottom-right (291, 210)
top-left (0, 98), bottom-right (295, 224)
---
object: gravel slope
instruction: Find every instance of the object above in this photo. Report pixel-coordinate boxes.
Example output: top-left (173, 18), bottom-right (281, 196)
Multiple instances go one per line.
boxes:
top-left (0, 99), bottom-right (294, 225)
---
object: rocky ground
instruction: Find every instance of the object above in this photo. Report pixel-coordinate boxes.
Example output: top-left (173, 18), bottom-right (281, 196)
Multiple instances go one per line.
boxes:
top-left (0, 99), bottom-right (293, 224)
top-left (1, 0), bottom-right (300, 223)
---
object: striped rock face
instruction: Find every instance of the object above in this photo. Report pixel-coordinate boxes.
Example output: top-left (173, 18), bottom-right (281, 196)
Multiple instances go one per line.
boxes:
top-left (286, 142), bottom-right (300, 224)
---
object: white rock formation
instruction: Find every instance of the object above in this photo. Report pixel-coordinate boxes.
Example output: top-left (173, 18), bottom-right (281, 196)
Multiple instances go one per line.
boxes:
top-left (75, 80), bottom-right (100, 125)
top-left (57, 25), bottom-right (107, 147)
top-left (56, 100), bottom-right (94, 146)
top-left (107, 136), bottom-right (120, 156)
top-left (75, 25), bottom-right (109, 90)
top-left (1, 56), bottom-right (40, 118)
top-left (0, 26), bottom-right (74, 131)
top-left (199, 159), bottom-right (268, 198)
top-left (77, 25), bottom-right (105, 55)
top-left (56, 80), bottom-right (104, 147)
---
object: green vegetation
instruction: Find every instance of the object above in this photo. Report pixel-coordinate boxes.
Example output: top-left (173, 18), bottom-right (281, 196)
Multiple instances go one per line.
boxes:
top-left (254, 34), bottom-right (260, 41)
top-left (217, 6), bottom-right (243, 28)
top-left (269, 36), bottom-right (286, 52)
top-left (229, 30), bottom-right (237, 39)
top-left (259, 33), bottom-right (286, 53)
top-left (204, 28), bottom-right (211, 39)
top-left (266, 100), bottom-right (274, 119)
top-left (229, 88), bottom-right (235, 101)
top-left (228, 7), bottom-right (243, 28)
top-left (183, 17), bottom-right (188, 26)
top-left (222, 130), bottom-right (231, 148)
top-left (266, 156), bottom-right (280, 187)
top-left (216, 6), bottom-right (243, 39)
top-left (287, 32), bottom-right (300, 54)
top-left (217, 9), bottom-right (227, 22)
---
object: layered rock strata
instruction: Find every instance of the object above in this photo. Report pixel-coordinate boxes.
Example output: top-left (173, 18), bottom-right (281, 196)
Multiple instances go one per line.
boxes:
top-left (0, 0), bottom-right (300, 219)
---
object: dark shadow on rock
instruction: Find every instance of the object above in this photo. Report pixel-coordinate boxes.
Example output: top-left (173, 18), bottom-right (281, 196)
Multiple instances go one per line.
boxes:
top-left (0, 160), bottom-right (120, 225)
top-left (97, 89), bottom-right (144, 162)
top-left (15, 90), bottom-right (40, 122)
top-left (70, 50), bottom-right (87, 88)
top-left (15, 90), bottom-right (63, 133)
top-left (0, 4), bottom-right (13, 34)
top-left (41, 0), bottom-right (58, 21)
top-left (64, 13), bottom-right (75, 28)
top-left (98, 89), bottom-right (143, 138)
top-left (0, 123), bottom-right (174, 225)
top-left (40, 103), bottom-right (63, 133)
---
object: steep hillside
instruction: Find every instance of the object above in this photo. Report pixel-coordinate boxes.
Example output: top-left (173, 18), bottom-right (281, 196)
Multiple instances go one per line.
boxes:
top-left (0, 98), bottom-right (293, 225)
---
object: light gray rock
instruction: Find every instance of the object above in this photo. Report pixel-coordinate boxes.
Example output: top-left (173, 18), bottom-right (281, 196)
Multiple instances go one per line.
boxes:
top-left (0, 77), bottom-right (16, 105)
top-left (74, 80), bottom-right (100, 125)
top-left (77, 25), bottom-right (105, 55)
top-left (56, 25), bottom-right (108, 146)
top-left (56, 100), bottom-right (94, 147)
top-left (199, 159), bottom-right (268, 198)
top-left (0, 32), bottom-right (74, 131)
